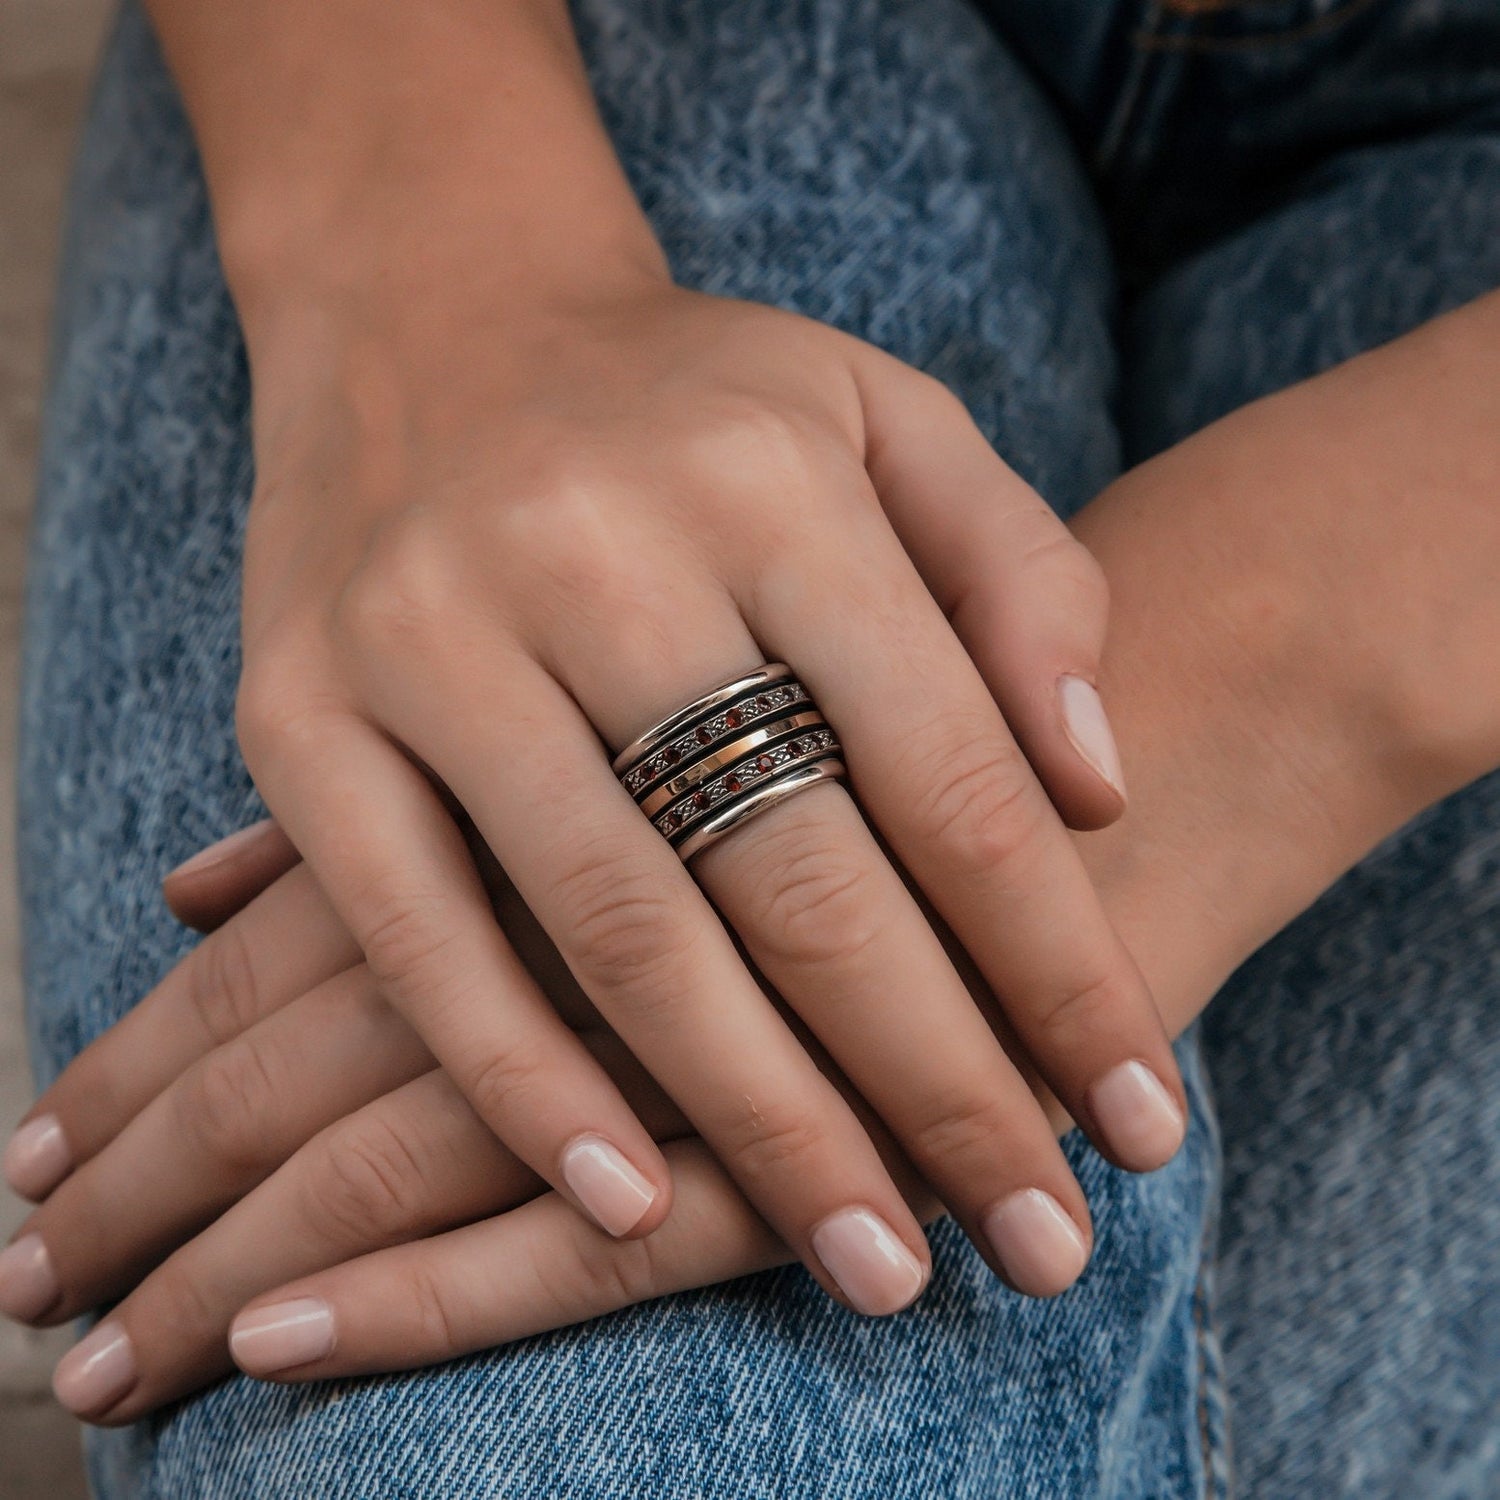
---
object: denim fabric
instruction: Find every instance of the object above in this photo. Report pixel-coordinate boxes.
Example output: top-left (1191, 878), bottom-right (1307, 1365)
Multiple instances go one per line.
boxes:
top-left (17, 0), bottom-right (1500, 1495)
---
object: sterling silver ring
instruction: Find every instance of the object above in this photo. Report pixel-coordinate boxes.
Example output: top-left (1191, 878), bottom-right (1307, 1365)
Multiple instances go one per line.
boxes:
top-left (612, 664), bottom-right (847, 860)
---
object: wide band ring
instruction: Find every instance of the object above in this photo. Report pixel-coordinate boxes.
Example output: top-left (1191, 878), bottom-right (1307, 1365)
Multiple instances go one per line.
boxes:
top-left (612, 664), bottom-right (847, 860)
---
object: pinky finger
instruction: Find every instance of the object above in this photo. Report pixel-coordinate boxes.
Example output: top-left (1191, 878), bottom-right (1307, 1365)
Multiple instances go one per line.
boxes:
top-left (229, 1141), bottom-right (794, 1382)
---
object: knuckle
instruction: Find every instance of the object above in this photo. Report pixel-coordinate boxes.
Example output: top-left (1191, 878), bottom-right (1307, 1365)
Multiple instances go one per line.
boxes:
top-left (543, 1229), bottom-right (662, 1315)
top-left (464, 1040), bottom-right (552, 1129)
top-left (695, 399), bottom-right (818, 486)
top-left (182, 920), bottom-right (263, 1046)
top-left (501, 466), bottom-right (649, 602)
top-left (309, 1115), bottom-right (429, 1245)
top-left (1022, 529), bottom-right (1110, 616)
top-left (906, 1090), bottom-right (1013, 1172)
top-left (337, 511), bottom-right (458, 653)
top-left (903, 727), bottom-right (1044, 871)
top-left (717, 1104), bottom-right (826, 1193)
top-left (404, 1256), bottom-right (467, 1351)
top-left (553, 848), bottom-right (700, 1013)
top-left (904, 367), bottom-right (972, 426)
top-left (233, 648), bottom-right (346, 775)
top-left (1030, 969), bottom-right (1126, 1052)
top-left (737, 820), bottom-right (883, 974)
top-left (355, 881), bottom-right (463, 1000)
top-left (233, 653), bottom-right (306, 762)
top-left (180, 1037), bottom-right (281, 1171)
top-left (509, 499), bottom-right (692, 667)
top-left (150, 1259), bottom-right (225, 1342)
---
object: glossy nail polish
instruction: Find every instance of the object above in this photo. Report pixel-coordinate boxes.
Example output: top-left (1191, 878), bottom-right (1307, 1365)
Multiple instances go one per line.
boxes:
top-left (169, 818), bottom-right (275, 878)
top-left (53, 1321), bottom-right (136, 1416)
top-left (1059, 675), bottom-right (1126, 799)
top-left (1088, 1059), bottom-right (1186, 1171)
top-left (0, 1233), bottom-right (60, 1321)
top-left (983, 1189), bottom-right (1090, 1298)
top-left (561, 1135), bottom-right (656, 1236)
top-left (230, 1298), bottom-right (335, 1376)
top-left (3, 1114), bottom-right (71, 1199)
top-left (811, 1207), bottom-right (926, 1316)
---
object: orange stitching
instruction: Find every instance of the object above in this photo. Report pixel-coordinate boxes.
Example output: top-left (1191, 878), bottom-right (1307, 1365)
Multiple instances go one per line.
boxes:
top-left (1160, 0), bottom-right (1272, 13)
top-left (1137, 0), bottom-right (1381, 52)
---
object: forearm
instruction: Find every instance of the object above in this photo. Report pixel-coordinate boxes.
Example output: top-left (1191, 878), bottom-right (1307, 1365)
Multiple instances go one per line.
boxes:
top-left (1074, 288), bottom-right (1500, 1033)
top-left (141, 0), bottom-right (668, 358)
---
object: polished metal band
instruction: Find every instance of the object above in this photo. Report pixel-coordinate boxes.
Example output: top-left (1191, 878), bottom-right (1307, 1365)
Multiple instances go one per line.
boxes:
top-left (612, 664), bottom-right (847, 860)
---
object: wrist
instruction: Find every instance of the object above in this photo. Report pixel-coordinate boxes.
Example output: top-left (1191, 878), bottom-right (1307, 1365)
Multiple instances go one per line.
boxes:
top-left (1069, 462), bottom-right (1420, 1038)
top-left (150, 0), bottom-right (672, 361)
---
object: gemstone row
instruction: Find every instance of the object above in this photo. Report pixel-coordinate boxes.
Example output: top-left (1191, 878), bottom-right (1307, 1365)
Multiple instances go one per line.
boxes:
top-left (653, 728), bottom-right (838, 838)
top-left (621, 682), bottom-right (811, 797)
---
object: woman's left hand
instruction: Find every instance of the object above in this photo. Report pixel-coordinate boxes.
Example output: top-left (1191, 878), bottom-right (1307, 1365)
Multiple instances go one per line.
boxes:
top-left (3, 819), bottom-right (957, 1420)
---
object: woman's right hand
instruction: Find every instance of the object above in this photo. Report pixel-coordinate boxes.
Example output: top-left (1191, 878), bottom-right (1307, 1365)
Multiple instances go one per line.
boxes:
top-left (224, 256), bottom-right (1188, 1315)
top-left (122, 0), bottom-right (1185, 1328)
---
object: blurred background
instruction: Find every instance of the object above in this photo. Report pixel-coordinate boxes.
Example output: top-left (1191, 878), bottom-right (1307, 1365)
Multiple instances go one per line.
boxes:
top-left (2, 0), bottom-right (113, 1494)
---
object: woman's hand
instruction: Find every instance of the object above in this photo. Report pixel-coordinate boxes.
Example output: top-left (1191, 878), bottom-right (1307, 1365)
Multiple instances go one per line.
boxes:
top-left (1, 825), bottom-right (951, 1421)
top-left (219, 257), bottom-right (1193, 1318)
top-left (107, 0), bottom-right (1188, 1326)
top-left (15, 275), bottom-right (1488, 1412)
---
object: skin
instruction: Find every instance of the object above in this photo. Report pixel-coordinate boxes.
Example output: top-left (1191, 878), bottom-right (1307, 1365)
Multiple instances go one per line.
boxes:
top-left (9, 282), bottom-right (1500, 1418)
top-left (6, 0), bottom-right (1500, 1428)
top-left (66, 0), bottom-right (1202, 1318)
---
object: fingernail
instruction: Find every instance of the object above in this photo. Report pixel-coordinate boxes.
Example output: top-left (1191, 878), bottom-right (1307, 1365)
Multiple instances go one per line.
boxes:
top-left (169, 819), bottom-right (274, 878)
top-left (53, 1320), bottom-right (135, 1416)
top-left (811, 1207), bottom-right (926, 1316)
top-left (1059, 676), bottom-right (1126, 800)
top-left (1088, 1059), bottom-right (1186, 1171)
top-left (983, 1189), bottom-right (1090, 1298)
top-left (230, 1297), bottom-right (335, 1376)
top-left (0, 1233), bottom-right (60, 1321)
top-left (4, 1114), bottom-right (71, 1199)
top-left (561, 1134), bottom-right (656, 1236)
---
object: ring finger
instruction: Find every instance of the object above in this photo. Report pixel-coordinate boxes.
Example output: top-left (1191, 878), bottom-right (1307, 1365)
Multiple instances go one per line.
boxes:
top-left (368, 597), bottom-right (1088, 1303)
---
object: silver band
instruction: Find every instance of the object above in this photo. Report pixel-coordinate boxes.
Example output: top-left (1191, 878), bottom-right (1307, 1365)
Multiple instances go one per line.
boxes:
top-left (612, 664), bottom-right (846, 860)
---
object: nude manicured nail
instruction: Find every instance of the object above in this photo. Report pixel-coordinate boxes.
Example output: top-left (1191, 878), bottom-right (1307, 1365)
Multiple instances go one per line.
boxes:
top-left (169, 818), bottom-right (274, 878)
top-left (0, 1233), bottom-right (59, 1321)
top-left (3, 1114), bottom-right (71, 1199)
top-left (53, 1321), bottom-right (135, 1415)
top-left (1059, 676), bottom-right (1126, 799)
top-left (983, 1189), bottom-right (1090, 1298)
top-left (1088, 1059), bottom-right (1186, 1171)
top-left (230, 1297), bottom-right (335, 1376)
top-left (561, 1135), bottom-right (656, 1236)
top-left (811, 1207), bottom-right (926, 1316)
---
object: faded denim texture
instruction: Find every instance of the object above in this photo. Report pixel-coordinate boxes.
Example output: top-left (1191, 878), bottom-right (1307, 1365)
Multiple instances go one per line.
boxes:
top-left (17, 0), bottom-right (1500, 1495)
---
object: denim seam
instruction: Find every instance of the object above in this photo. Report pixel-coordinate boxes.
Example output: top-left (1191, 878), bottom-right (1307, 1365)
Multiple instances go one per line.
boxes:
top-left (1191, 1245), bottom-right (1228, 1499)
top-left (1093, 2), bottom-right (1172, 175)
top-left (1159, 0), bottom-right (1282, 12)
top-left (1134, 0), bottom-right (1382, 53)
top-left (1189, 1046), bottom-right (1234, 1500)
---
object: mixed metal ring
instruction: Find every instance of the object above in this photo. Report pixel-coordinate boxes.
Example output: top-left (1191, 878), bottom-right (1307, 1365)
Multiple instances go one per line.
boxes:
top-left (611, 664), bottom-right (847, 860)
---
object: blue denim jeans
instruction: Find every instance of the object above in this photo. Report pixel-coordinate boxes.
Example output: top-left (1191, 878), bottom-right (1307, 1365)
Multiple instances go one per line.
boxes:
top-left (18, 1), bottom-right (1500, 1495)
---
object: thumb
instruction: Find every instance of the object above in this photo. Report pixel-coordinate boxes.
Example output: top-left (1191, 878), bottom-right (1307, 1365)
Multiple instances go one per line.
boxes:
top-left (162, 817), bottom-right (301, 931)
